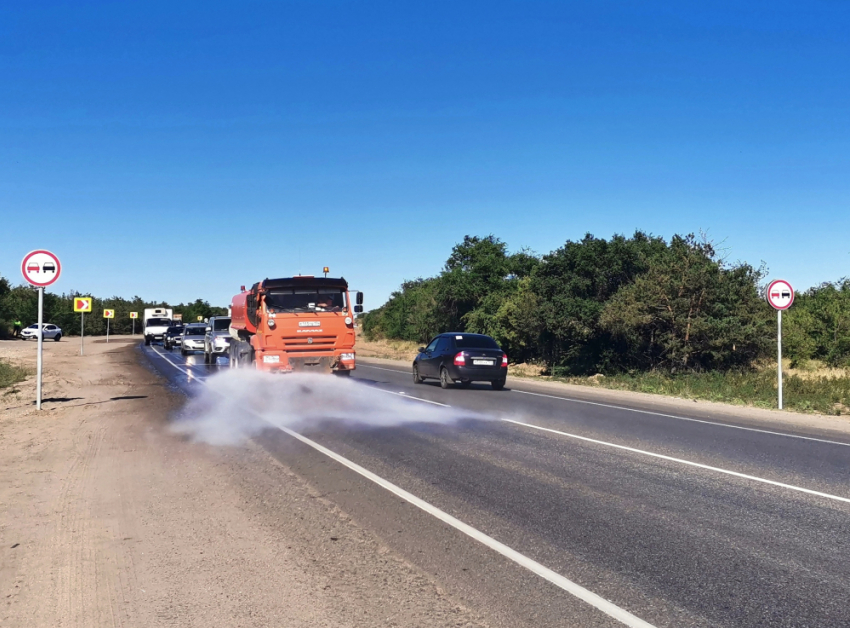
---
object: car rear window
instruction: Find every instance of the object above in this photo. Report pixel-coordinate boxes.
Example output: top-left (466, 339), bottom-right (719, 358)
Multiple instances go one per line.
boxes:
top-left (453, 335), bottom-right (500, 349)
top-left (213, 318), bottom-right (230, 331)
top-left (184, 326), bottom-right (205, 336)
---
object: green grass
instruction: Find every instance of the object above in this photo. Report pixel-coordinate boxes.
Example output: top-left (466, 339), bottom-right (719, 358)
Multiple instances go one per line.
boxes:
top-left (0, 359), bottom-right (31, 391)
top-left (553, 368), bottom-right (850, 415)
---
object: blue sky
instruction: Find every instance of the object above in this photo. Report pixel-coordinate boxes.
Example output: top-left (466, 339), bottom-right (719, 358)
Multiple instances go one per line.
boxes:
top-left (1, 1), bottom-right (848, 308)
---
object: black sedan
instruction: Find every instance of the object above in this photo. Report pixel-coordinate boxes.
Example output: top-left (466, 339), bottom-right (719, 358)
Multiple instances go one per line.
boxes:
top-left (163, 325), bottom-right (184, 350)
top-left (413, 333), bottom-right (508, 390)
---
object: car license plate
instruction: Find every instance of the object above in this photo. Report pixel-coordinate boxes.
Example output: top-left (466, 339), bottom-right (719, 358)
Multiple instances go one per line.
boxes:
top-left (473, 359), bottom-right (494, 366)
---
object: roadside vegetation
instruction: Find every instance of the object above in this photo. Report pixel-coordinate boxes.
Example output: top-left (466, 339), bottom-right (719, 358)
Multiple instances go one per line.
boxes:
top-left (362, 232), bottom-right (850, 414)
top-left (551, 362), bottom-right (850, 415)
top-left (0, 273), bottom-right (227, 338)
top-left (0, 359), bottom-right (31, 392)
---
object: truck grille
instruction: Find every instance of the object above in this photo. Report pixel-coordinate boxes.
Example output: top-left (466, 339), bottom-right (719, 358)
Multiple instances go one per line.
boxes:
top-left (281, 335), bottom-right (337, 352)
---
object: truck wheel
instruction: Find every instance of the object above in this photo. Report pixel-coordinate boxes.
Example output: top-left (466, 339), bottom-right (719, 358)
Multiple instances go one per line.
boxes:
top-left (440, 367), bottom-right (452, 389)
top-left (144, 336), bottom-right (151, 346)
top-left (334, 370), bottom-right (351, 377)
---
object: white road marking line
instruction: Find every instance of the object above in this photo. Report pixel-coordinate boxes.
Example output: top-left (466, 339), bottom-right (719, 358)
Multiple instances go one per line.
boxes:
top-left (359, 364), bottom-right (850, 448)
top-left (277, 424), bottom-right (657, 628)
top-left (510, 390), bottom-right (850, 448)
top-left (148, 346), bottom-right (205, 380)
top-left (503, 418), bottom-right (850, 505)
top-left (370, 387), bottom-right (451, 407)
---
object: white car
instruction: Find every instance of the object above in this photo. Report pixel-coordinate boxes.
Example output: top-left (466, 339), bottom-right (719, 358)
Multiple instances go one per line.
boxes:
top-left (20, 323), bottom-right (63, 341)
top-left (180, 324), bottom-right (207, 356)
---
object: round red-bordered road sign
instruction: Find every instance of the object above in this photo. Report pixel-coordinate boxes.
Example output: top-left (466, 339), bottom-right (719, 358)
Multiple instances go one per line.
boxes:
top-left (766, 279), bottom-right (794, 310)
top-left (21, 250), bottom-right (62, 287)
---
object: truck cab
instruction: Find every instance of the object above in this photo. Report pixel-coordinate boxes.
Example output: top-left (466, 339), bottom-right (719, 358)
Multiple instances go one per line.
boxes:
top-left (229, 276), bottom-right (363, 374)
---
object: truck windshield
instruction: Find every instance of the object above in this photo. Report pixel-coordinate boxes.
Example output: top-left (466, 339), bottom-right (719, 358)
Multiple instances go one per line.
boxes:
top-left (265, 290), bottom-right (346, 313)
top-left (146, 318), bottom-right (171, 327)
top-left (213, 318), bottom-right (230, 331)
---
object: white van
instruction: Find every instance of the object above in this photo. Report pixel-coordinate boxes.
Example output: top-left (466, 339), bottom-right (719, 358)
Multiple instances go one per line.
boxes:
top-left (143, 308), bottom-right (173, 345)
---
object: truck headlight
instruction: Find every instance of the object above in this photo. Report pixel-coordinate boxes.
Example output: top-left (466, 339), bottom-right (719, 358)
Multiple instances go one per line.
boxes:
top-left (340, 353), bottom-right (355, 361)
top-left (263, 355), bottom-right (280, 364)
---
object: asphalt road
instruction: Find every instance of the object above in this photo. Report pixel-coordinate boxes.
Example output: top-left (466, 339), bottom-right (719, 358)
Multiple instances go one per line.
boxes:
top-left (142, 344), bottom-right (850, 628)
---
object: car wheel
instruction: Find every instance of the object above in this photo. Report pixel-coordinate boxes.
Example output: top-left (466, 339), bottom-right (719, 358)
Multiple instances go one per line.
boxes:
top-left (491, 379), bottom-right (506, 391)
top-left (54, 333), bottom-right (61, 342)
top-left (181, 348), bottom-right (188, 356)
top-left (203, 350), bottom-right (210, 364)
top-left (413, 364), bottom-right (424, 384)
top-left (440, 367), bottom-right (451, 389)
top-left (144, 336), bottom-right (151, 346)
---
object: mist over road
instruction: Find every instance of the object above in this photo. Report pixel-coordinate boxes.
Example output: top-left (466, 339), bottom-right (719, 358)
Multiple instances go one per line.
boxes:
top-left (144, 344), bottom-right (850, 628)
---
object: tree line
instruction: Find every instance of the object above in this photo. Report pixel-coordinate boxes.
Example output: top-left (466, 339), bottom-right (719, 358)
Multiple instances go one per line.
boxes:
top-left (362, 233), bottom-right (850, 374)
top-left (0, 274), bottom-right (227, 339)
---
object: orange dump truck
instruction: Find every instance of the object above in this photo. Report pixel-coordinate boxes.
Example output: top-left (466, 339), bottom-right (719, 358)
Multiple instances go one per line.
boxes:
top-left (229, 275), bottom-right (363, 374)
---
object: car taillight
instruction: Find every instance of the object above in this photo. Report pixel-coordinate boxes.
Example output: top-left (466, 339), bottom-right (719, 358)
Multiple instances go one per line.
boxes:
top-left (502, 353), bottom-right (508, 367)
top-left (454, 352), bottom-right (466, 366)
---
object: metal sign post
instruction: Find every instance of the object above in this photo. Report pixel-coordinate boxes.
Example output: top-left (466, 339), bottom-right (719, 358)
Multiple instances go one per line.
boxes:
top-left (777, 310), bottom-right (783, 409)
top-left (36, 287), bottom-right (44, 410)
top-left (21, 250), bottom-right (62, 411)
top-left (766, 279), bottom-right (794, 410)
top-left (104, 309), bottom-right (115, 343)
top-left (74, 298), bottom-right (92, 356)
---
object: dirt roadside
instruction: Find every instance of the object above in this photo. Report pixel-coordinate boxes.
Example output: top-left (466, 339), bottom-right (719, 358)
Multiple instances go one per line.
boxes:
top-left (0, 338), bottom-right (487, 627)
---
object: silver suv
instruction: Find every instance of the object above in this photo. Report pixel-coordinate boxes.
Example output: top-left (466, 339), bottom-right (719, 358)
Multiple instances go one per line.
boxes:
top-left (204, 316), bottom-right (232, 364)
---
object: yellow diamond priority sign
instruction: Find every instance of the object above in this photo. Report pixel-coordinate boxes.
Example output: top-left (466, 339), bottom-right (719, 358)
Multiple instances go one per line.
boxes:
top-left (103, 309), bottom-right (115, 319)
top-left (74, 297), bottom-right (92, 313)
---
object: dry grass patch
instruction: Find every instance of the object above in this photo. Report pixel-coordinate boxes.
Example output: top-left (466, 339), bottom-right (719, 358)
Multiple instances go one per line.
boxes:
top-left (355, 328), bottom-right (420, 361)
